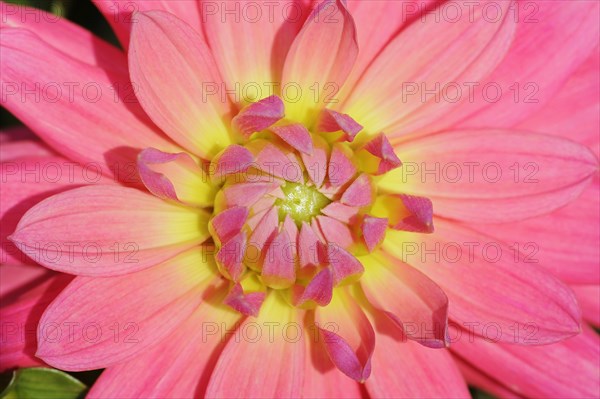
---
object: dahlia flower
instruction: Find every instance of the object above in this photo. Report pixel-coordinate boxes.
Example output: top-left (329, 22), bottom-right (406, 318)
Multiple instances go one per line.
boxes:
top-left (1, 0), bottom-right (599, 397)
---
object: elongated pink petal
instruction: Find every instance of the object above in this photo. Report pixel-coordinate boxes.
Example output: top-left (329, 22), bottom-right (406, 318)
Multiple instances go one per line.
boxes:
top-left (206, 292), bottom-right (305, 398)
top-left (321, 202), bottom-right (359, 224)
top-left (36, 248), bottom-right (217, 371)
top-left (0, 263), bottom-right (48, 299)
top-left (129, 11), bottom-right (233, 159)
top-left (328, 144), bottom-right (356, 187)
top-left (1, 155), bottom-right (110, 266)
top-left (363, 133), bottom-right (402, 175)
top-left (210, 206), bottom-right (249, 245)
top-left (202, 1), bottom-right (309, 106)
top-left (455, 357), bottom-right (521, 399)
top-left (0, 137), bottom-right (54, 162)
top-left (138, 148), bottom-right (214, 206)
top-left (1, 4), bottom-right (125, 74)
top-left (383, 218), bottom-right (582, 344)
top-left (0, 29), bottom-right (175, 181)
top-left (366, 314), bottom-right (469, 398)
top-left (327, 245), bottom-right (364, 286)
top-left (342, 1), bottom-right (516, 137)
top-left (381, 130), bottom-right (598, 223)
top-left (518, 48), bottom-right (600, 156)
top-left (10, 186), bottom-right (210, 276)
top-left (340, 173), bottom-right (374, 207)
top-left (452, 325), bottom-right (600, 398)
top-left (373, 194), bottom-right (434, 233)
top-left (247, 206), bottom-right (279, 258)
top-left (315, 216), bottom-right (354, 250)
top-left (295, 267), bottom-right (334, 307)
top-left (223, 283), bottom-right (266, 317)
top-left (282, 0), bottom-right (358, 124)
top-left (303, 328), bottom-right (363, 398)
top-left (0, 268), bottom-right (71, 371)
top-left (449, 1), bottom-right (600, 131)
top-left (88, 287), bottom-right (241, 399)
top-left (261, 230), bottom-right (296, 289)
top-left (215, 231), bottom-right (246, 282)
top-left (316, 109), bottom-right (363, 142)
top-left (232, 95), bottom-right (285, 137)
top-left (344, 0), bottom-right (436, 92)
top-left (360, 252), bottom-right (449, 348)
top-left (298, 221), bottom-right (322, 271)
top-left (571, 285), bottom-right (600, 327)
top-left (223, 181), bottom-right (281, 208)
top-left (209, 145), bottom-right (254, 183)
top-left (361, 216), bottom-right (388, 252)
top-left (93, 0), bottom-right (203, 50)
top-left (314, 289), bottom-right (375, 382)
top-left (270, 124), bottom-right (313, 155)
top-left (472, 181), bottom-right (599, 285)
top-left (300, 134), bottom-right (329, 187)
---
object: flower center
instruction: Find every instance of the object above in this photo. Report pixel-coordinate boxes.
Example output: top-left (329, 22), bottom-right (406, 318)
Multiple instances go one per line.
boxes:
top-left (276, 182), bottom-right (331, 224)
top-left (205, 95), bottom-right (430, 317)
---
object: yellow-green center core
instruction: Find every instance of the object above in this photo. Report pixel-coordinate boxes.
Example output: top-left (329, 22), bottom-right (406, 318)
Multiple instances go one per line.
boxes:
top-left (276, 182), bottom-right (331, 224)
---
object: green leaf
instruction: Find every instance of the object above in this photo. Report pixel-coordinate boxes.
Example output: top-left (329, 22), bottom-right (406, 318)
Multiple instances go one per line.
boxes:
top-left (0, 368), bottom-right (86, 399)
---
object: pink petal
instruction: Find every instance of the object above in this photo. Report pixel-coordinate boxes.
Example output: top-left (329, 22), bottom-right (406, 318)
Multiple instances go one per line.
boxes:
top-left (129, 11), bottom-right (233, 159)
top-left (327, 245), bottom-right (364, 286)
top-left (384, 218), bottom-right (582, 344)
top-left (0, 29), bottom-right (175, 181)
top-left (295, 267), bottom-right (334, 307)
top-left (138, 148), bottom-right (214, 206)
top-left (316, 109), bottom-right (363, 142)
top-left (518, 48), bottom-right (600, 156)
top-left (232, 95), bottom-right (285, 137)
top-left (450, 1), bottom-right (600, 131)
top-left (361, 216), bottom-right (388, 252)
top-left (0, 268), bottom-right (71, 371)
top-left (381, 130), bottom-right (598, 223)
top-left (223, 283), bottom-right (266, 317)
top-left (206, 292), bottom-right (306, 398)
top-left (1, 155), bottom-right (110, 266)
top-left (202, 1), bottom-right (309, 106)
top-left (88, 288), bottom-right (242, 398)
top-left (270, 123), bottom-right (314, 155)
top-left (472, 181), bottom-right (599, 285)
top-left (247, 206), bottom-right (279, 258)
top-left (93, 0), bottom-right (203, 49)
top-left (223, 181), bottom-right (281, 208)
top-left (215, 231), bottom-right (246, 282)
top-left (298, 221), bottom-right (322, 270)
top-left (321, 202), bottom-right (359, 224)
top-left (452, 325), bottom-right (600, 398)
top-left (36, 248), bottom-right (217, 371)
top-left (314, 289), bottom-right (375, 382)
top-left (360, 251), bottom-right (449, 348)
top-left (571, 285), bottom-right (600, 327)
top-left (261, 230), bottom-right (296, 289)
top-left (315, 215), bottom-right (354, 250)
top-left (375, 194), bottom-right (434, 233)
top-left (209, 145), bottom-right (254, 182)
top-left (341, 1), bottom-right (516, 137)
top-left (328, 144), bottom-right (356, 187)
top-left (0, 4), bottom-right (125, 74)
top-left (340, 173), bottom-right (374, 207)
top-left (251, 141), bottom-right (304, 183)
top-left (363, 133), bottom-right (402, 175)
top-left (302, 331), bottom-right (363, 398)
top-left (210, 206), bottom-right (249, 245)
top-left (300, 134), bottom-right (329, 187)
top-left (281, 0), bottom-right (358, 123)
top-left (10, 186), bottom-right (210, 276)
top-left (343, 0), bottom-right (435, 91)
top-left (365, 313), bottom-right (469, 398)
